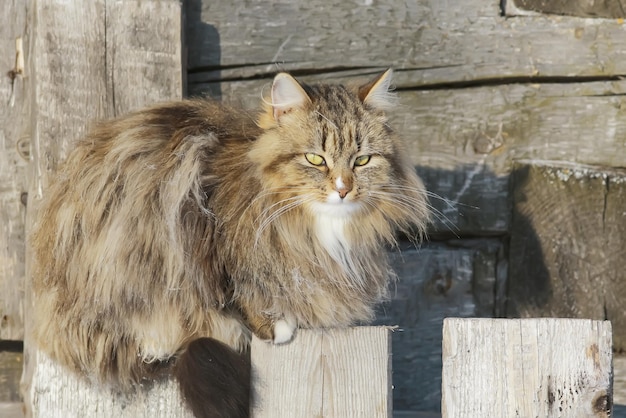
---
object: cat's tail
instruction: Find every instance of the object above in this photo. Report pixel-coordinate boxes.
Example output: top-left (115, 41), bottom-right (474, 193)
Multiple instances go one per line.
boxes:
top-left (174, 338), bottom-right (251, 418)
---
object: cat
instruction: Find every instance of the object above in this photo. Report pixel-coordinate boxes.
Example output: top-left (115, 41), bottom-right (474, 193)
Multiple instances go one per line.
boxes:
top-left (30, 69), bottom-right (430, 417)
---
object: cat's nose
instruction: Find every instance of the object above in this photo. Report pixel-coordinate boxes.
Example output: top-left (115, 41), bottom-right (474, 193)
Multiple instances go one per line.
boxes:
top-left (334, 176), bottom-right (352, 199)
top-left (337, 187), bottom-right (351, 199)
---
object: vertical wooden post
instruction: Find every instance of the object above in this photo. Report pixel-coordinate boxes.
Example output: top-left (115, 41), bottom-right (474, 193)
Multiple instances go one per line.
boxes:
top-left (251, 327), bottom-right (392, 418)
top-left (23, 0), bottom-right (183, 416)
top-left (0, 0), bottom-right (29, 343)
top-left (30, 353), bottom-right (192, 418)
top-left (441, 318), bottom-right (613, 417)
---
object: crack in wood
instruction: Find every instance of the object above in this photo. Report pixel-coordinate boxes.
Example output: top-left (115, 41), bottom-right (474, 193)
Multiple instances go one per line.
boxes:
top-left (396, 74), bottom-right (626, 92)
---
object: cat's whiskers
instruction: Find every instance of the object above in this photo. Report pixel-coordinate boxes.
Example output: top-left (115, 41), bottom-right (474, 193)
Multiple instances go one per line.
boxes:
top-left (368, 189), bottom-right (458, 236)
top-left (254, 194), bottom-right (317, 246)
top-left (365, 191), bottom-right (428, 218)
top-left (381, 184), bottom-right (479, 211)
top-left (241, 186), bottom-right (317, 219)
top-left (255, 195), bottom-right (306, 224)
top-left (380, 186), bottom-right (468, 234)
top-left (368, 186), bottom-right (429, 209)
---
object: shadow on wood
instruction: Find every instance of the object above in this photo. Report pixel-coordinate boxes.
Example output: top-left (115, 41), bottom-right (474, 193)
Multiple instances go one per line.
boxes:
top-left (508, 162), bottom-right (626, 350)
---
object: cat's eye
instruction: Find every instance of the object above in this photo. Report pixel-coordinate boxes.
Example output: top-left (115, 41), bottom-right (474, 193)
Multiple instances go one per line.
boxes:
top-left (354, 155), bottom-right (371, 167)
top-left (305, 153), bottom-right (326, 166)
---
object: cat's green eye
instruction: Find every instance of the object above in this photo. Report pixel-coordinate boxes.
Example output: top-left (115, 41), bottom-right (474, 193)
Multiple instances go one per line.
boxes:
top-left (305, 153), bottom-right (326, 166)
top-left (354, 155), bottom-right (371, 167)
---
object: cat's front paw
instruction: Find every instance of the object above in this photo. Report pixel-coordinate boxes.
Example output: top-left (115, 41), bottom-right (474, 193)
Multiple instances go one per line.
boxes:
top-left (272, 316), bottom-right (296, 344)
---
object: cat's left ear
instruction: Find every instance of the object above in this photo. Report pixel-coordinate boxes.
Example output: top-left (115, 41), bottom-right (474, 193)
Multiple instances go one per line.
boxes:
top-left (271, 73), bottom-right (312, 121)
top-left (358, 69), bottom-right (396, 110)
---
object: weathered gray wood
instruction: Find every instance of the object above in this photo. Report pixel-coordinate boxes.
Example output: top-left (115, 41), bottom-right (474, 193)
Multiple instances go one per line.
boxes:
top-left (31, 353), bottom-right (192, 418)
top-left (23, 0), bottom-right (183, 415)
top-left (511, 0), bottom-right (626, 18)
top-left (187, 0), bottom-right (626, 91)
top-left (105, 0), bottom-right (183, 115)
top-left (0, 0), bottom-right (29, 342)
top-left (30, 328), bottom-right (390, 417)
top-left (614, 355), bottom-right (626, 412)
top-left (0, 349), bottom-right (22, 403)
top-left (0, 403), bottom-right (23, 418)
top-left (508, 162), bottom-right (626, 349)
top-left (251, 327), bottom-right (392, 418)
top-left (442, 318), bottom-right (613, 417)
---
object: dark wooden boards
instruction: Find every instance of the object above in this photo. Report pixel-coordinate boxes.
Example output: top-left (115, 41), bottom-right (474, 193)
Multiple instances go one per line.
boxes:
top-left (510, 0), bottom-right (626, 18)
top-left (509, 162), bottom-right (626, 349)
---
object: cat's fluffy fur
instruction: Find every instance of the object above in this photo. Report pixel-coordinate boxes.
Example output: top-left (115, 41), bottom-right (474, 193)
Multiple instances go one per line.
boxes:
top-left (30, 70), bottom-right (429, 416)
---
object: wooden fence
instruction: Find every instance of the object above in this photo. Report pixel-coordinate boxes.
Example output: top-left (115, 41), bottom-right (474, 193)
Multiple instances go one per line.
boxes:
top-left (2, 0), bottom-right (626, 416)
top-left (27, 320), bottom-right (614, 417)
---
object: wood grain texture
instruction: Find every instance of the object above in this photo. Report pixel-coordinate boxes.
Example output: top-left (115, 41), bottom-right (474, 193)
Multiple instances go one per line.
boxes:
top-left (442, 318), bottom-right (613, 418)
top-left (0, 349), bottom-right (22, 403)
top-left (508, 162), bottom-right (626, 349)
top-left (613, 355), bottom-right (626, 412)
top-left (0, 0), bottom-right (29, 342)
top-left (31, 353), bottom-right (192, 418)
top-left (511, 0), bottom-right (626, 18)
top-left (0, 403), bottom-right (23, 418)
top-left (251, 327), bottom-right (392, 418)
top-left (106, 0), bottom-right (183, 115)
top-left (186, 0), bottom-right (626, 90)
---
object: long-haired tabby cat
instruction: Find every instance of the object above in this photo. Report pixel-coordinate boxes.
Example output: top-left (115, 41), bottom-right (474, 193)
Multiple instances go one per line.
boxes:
top-left (30, 70), bottom-right (429, 417)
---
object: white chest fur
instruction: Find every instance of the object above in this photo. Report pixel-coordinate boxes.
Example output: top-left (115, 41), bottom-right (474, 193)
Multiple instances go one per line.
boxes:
top-left (315, 214), bottom-right (350, 256)
top-left (315, 213), bottom-right (361, 279)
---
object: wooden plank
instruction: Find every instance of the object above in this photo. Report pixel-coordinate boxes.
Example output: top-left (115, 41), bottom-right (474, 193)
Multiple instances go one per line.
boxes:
top-left (251, 327), bottom-right (392, 418)
top-left (31, 353), bottom-right (192, 418)
top-left (187, 0), bottom-right (626, 90)
top-left (508, 162), bottom-right (626, 349)
top-left (0, 348), bottom-right (22, 404)
top-left (510, 0), bottom-right (626, 18)
top-left (0, 403), bottom-right (23, 418)
top-left (442, 318), bottom-right (613, 417)
top-left (22, 1), bottom-right (108, 413)
top-left (613, 355), bottom-right (626, 414)
top-left (377, 241), bottom-right (501, 413)
top-left (23, 0), bottom-right (183, 415)
top-left (0, 0), bottom-right (28, 342)
top-left (106, 0), bottom-right (183, 115)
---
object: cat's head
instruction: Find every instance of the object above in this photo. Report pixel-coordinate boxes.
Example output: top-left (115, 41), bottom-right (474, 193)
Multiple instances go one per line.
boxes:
top-left (250, 70), bottom-right (429, 241)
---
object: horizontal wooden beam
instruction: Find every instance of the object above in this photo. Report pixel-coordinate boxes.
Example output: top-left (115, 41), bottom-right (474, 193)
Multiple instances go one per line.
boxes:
top-left (442, 318), bottom-right (613, 417)
top-left (187, 0), bottom-right (626, 91)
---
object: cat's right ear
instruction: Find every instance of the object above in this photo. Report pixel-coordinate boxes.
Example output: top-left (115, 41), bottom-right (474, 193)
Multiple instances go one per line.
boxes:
top-left (270, 73), bottom-right (311, 122)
